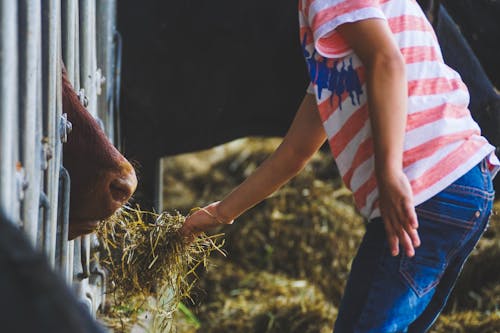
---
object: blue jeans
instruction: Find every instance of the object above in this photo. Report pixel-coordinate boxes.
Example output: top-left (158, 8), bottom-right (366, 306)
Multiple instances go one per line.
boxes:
top-left (334, 159), bottom-right (495, 333)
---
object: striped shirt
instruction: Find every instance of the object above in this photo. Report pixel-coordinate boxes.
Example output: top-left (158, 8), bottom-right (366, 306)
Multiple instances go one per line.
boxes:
top-left (299, 0), bottom-right (499, 219)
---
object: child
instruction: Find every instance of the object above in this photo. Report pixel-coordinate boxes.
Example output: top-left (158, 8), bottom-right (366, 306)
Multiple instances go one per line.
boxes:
top-left (180, 0), bottom-right (499, 331)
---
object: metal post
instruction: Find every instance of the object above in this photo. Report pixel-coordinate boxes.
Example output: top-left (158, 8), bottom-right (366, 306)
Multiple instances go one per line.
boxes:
top-left (57, 166), bottom-right (72, 283)
top-left (97, 0), bottom-right (117, 140)
top-left (73, 233), bottom-right (93, 314)
top-left (156, 158), bottom-right (164, 212)
top-left (61, 1), bottom-right (78, 284)
top-left (89, 233), bottom-right (106, 313)
top-left (62, 0), bottom-right (79, 286)
top-left (55, 16), bottom-right (64, 272)
top-left (79, 0), bottom-right (97, 117)
top-left (0, 0), bottom-right (19, 223)
top-left (38, 192), bottom-right (51, 248)
top-left (74, 1), bottom-right (81, 92)
top-left (62, 0), bottom-right (77, 83)
top-left (113, 30), bottom-right (123, 149)
top-left (73, 236), bottom-right (94, 314)
top-left (42, 0), bottom-right (62, 266)
top-left (19, 0), bottom-right (42, 246)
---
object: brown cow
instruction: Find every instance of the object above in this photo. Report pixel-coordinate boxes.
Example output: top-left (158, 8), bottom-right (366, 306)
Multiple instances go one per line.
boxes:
top-left (61, 68), bottom-right (137, 239)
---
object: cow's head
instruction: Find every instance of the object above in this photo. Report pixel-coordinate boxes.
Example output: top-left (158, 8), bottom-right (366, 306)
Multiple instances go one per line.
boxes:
top-left (62, 68), bottom-right (137, 239)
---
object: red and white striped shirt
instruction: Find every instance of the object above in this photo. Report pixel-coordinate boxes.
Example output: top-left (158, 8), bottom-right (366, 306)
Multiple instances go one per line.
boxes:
top-left (299, 0), bottom-right (499, 219)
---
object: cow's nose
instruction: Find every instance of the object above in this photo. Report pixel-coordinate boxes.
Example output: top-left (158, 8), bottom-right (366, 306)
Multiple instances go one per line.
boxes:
top-left (109, 168), bottom-right (137, 203)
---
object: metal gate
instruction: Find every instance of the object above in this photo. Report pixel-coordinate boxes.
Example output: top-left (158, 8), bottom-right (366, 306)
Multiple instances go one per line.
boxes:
top-left (0, 0), bottom-right (120, 318)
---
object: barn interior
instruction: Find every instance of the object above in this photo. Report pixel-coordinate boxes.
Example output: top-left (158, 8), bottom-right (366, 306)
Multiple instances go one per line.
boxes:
top-left (2, 1), bottom-right (498, 332)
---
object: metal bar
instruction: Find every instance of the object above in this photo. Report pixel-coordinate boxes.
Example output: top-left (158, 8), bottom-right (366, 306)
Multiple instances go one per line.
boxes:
top-left (72, 236), bottom-right (92, 314)
top-left (79, 0), bottom-right (97, 117)
top-left (67, 239), bottom-right (75, 284)
top-left (80, 235), bottom-right (91, 279)
top-left (73, 236), bottom-right (82, 278)
top-left (74, 2), bottom-right (81, 92)
top-left (62, 0), bottom-right (77, 83)
top-left (73, 2), bottom-right (90, 299)
top-left (96, 0), bottom-right (117, 139)
top-left (113, 30), bottom-right (122, 149)
top-left (41, 0), bottom-right (62, 266)
top-left (36, 27), bottom-right (45, 251)
top-left (39, 191), bottom-right (51, 250)
top-left (57, 166), bottom-right (71, 283)
top-left (0, 0), bottom-right (19, 223)
top-left (54, 2), bottom-right (64, 272)
top-left (90, 247), bottom-right (107, 314)
top-left (156, 158), bottom-right (164, 212)
top-left (19, 0), bottom-right (43, 246)
top-left (89, 0), bottom-right (98, 118)
top-left (61, 1), bottom-right (78, 283)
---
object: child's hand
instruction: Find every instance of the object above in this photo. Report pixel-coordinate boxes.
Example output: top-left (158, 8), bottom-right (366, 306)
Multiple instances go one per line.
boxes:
top-left (378, 170), bottom-right (420, 257)
top-left (180, 202), bottom-right (233, 241)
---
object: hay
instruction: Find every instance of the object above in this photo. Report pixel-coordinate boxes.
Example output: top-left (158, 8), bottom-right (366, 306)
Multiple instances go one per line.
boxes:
top-left (191, 258), bottom-right (336, 333)
top-left (220, 180), bottom-right (363, 305)
top-left (431, 311), bottom-right (500, 333)
top-left (96, 206), bottom-right (224, 332)
top-left (446, 235), bottom-right (500, 313)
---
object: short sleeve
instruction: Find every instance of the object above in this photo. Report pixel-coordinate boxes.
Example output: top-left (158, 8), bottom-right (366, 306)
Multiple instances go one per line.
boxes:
top-left (307, 0), bottom-right (386, 58)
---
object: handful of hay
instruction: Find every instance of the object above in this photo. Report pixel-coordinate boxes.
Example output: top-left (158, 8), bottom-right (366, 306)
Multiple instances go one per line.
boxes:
top-left (96, 206), bottom-right (224, 332)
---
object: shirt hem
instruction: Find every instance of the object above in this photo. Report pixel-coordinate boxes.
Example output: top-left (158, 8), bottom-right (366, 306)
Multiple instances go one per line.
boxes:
top-left (366, 145), bottom-right (496, 221)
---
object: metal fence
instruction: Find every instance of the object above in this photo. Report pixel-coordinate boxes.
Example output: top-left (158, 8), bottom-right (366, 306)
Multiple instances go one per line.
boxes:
top-left (0, 0), bottom-right (120, 318)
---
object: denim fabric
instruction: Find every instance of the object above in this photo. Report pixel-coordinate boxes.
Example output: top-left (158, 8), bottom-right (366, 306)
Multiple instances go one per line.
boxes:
top-left (333, 159), bottom-right (495, 333)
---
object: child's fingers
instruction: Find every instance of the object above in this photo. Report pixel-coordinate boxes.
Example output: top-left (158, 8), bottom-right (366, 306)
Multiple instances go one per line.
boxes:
top-left (383, 218), bottom-right (399, 256)
top-left (400, 219), bottom-right (420, 249)
top-left (390, 218), bottom-right (411, 256)
top-left (386, 211), bottom-right (415, 257)
top-left (392, 200), bottom-right (419, 256)
top-left (179, 225), bottom-right (197, 242)
top-left (407, 227), bottom-right (420, 248)
top-left (407, 202), bottom-right (419, 229)
top-left (400, 229), bottom-right (415, 257)
top-left (401, 204), bottom-right (420, 248)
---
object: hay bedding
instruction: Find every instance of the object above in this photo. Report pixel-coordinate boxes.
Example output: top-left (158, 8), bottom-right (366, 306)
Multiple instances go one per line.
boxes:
top-left (191, 258), bottom-right (337, 333)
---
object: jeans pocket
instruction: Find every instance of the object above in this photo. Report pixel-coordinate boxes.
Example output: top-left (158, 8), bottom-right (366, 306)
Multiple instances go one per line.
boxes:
top-left (399, 254), bottom-right (446, 297)
top-left (399, 183), bottom-right (487, 297)
top-left (416, 181), bottom-right (488, 230)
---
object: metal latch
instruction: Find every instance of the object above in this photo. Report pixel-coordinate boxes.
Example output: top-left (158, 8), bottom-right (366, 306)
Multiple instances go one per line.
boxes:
top-left (60, 113), bottom-right (73, 143)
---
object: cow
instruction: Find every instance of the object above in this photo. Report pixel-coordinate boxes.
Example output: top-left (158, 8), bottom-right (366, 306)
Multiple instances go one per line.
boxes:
top-left (62, 67), bottom-right (137, 239)
top-left (0, 67), bottom-right (133, 332)
top-left (117, 0), bottom-right (499, 210)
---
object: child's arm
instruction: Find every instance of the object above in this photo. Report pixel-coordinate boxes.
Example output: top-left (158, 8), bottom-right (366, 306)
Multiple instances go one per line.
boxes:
top-left (180, 94), bottom-right (326, 238)
top-left (337, 19), bottom-right (420, 257)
